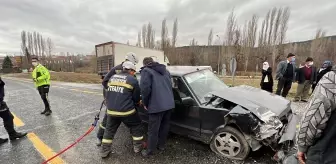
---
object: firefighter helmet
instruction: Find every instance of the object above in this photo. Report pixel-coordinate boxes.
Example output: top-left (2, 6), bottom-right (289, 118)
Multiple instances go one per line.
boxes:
top-left (125, 52), bottom-right (139, 65)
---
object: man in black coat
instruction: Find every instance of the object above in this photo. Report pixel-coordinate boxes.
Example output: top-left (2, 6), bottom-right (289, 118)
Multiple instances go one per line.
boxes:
top-left (140, 57), bottom-right (175, 157)
top-left (294, 57), bottom-right (317, 102)
top-left (0, 77), bottom-right (27, 144)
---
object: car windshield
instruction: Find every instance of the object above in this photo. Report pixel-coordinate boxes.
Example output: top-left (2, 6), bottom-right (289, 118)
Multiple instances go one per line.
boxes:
top-left (183, 69), bottom-right (229, 104)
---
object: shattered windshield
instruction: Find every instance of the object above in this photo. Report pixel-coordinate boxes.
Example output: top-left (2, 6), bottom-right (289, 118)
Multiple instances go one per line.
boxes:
top-left (184, 69), bottom-right (228, 104)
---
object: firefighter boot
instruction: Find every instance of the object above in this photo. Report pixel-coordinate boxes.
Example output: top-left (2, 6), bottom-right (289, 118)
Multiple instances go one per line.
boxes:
top-left (0, 138), bottom-right (8, 145)
top-left (96, 138), bottom-right (102, 147)
top-left (9, 132), bottom-right (27, 141)
top-left (133, 141), bottom-right (143, 153)
top-left (100, 143), bottom-right (112, 158)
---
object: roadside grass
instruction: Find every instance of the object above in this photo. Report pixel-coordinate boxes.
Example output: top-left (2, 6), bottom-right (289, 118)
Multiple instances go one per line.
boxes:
top-left (4, 72), bottom-right (299, 98)
top-left (4, 72), bottom-right (101, 83)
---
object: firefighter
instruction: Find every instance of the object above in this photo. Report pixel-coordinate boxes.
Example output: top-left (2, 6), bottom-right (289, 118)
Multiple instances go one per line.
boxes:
top-left (100, 61), bottom-right (143, 158)
top-left (96, 52), bottom-right (139, 146)
top-left (0, 77), bottom-right (27, 144)
top-left (31, 57), bottom-right (51, 116)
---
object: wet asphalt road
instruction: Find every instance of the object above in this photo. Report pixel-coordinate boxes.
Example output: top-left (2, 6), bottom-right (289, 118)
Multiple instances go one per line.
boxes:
top-left (0, 77), bottom-right (304, 164)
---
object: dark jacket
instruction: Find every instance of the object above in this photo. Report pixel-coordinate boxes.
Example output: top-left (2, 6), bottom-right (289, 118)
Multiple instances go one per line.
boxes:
top-left (316, 66), bottom-right (332, 84)
top-left (102, 64), bottom-right (123, 89)
top-left (295, 66), bottom-right (317, 84)
top-left (105, 71), bottom-right (141, 117)
top-left (306, 109), bottom-right (336, 164)
top-left (140, 62), bottom-right (175, 113)
top-left (0, 77), bottom-right (4, 102)
top-left (261, 67), bottom-right (273, 85)
top-left (275, 60), bottom-right (296, 81)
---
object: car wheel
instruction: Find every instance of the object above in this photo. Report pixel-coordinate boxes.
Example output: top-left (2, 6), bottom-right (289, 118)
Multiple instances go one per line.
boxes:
top-left (210, 126), bottom-right (251, 160)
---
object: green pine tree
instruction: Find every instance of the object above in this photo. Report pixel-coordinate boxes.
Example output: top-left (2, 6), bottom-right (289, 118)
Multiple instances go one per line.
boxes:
top-left (3, 56), bottom-right (13, 69)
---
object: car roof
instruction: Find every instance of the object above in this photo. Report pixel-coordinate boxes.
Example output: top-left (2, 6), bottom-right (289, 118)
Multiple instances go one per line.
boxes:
top-left (165, 66), bottom-right (213, 76)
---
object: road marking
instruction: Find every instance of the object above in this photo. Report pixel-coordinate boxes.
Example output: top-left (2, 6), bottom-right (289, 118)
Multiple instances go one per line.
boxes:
top-left (11, 113), bottom-right (65, 164)
top-left (27, 133), bottom-right (65, 164)
top-left (12, 112), bottom-right (25, 127)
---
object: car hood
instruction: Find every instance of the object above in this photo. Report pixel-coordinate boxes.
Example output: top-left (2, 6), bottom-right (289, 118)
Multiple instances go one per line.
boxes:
top-left (210, 85), bottom-right (291, 121)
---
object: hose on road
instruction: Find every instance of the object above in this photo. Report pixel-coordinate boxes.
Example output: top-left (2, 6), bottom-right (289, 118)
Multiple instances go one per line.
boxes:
top-left (41, 100), bottom-right (105, 164)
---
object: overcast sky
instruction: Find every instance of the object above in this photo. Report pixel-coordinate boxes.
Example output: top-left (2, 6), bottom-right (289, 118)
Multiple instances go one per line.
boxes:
top-left (1, 0), bottom-right (335, 54)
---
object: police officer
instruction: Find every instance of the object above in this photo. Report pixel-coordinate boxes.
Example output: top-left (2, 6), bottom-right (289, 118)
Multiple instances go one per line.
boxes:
top-left (96, 52), bottom-right (139, 146)
top-left (0, 77), bottom-right (27, 144)
top-left (100, 61), bottom-right (143, 158)
top-left (31, 57), bottom-right (51, 116)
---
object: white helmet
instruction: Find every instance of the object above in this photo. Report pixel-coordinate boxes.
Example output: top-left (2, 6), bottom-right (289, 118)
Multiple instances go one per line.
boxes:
top-left (125, 52), bottom-right (139, 65)
top-left (122, 61), bottom-right (136, 71)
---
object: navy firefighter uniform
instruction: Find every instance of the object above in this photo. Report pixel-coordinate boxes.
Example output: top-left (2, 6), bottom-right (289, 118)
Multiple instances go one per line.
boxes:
top-left (100, 61), bottom-right (144, 158)
top-left (96, 52), bottom-right (139, 146)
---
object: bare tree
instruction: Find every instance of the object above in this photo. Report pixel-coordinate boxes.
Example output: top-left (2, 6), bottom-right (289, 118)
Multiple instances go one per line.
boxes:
top-left (21, 31), bottom-right (27, 56)
top-left (208, 29), bottom-right (213, 46)
top-left (47, 38), bottom-right (53, 56)
top-left (172, 18), bottom-right (178, 47)
top-left (154, 40), bottom-right (161, 50)
top-left (242, 14), bottom-right (258, 72)
top-left (40, 36), bottom-right (45, 57)
top-left (161, 18), bottom-right (169, 50)
top-left (27, 32), bottom-right (33, 55)
top-left (270, 7), bottom-right (280, 69)
top-left (21, 31), bottom-right (30, 68)
top-left (311, 28), bottom-right (327, 59)
top-left (277, 7), bottom-right (290, 62)
top-left (151, 30), bottom-right (155, 49)
top-left (146, 22), bottom-right (153, 48)
top-left (224, 8), bottom-right (238, 71)
top-left (258, 20), bottom-right (266, 47)
top-left (137, 31), bottom-right (142, 47)
top-left (37, 32), bottom-right (41, 56)
top-left (142, 24), bottom-right (147, 48)
top-left (33, 31), bottom-right (38, 55)
top-left (267, 7), bottom-right (277, 45)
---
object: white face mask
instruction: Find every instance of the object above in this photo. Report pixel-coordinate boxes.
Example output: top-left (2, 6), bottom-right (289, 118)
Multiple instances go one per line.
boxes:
top-left (262, 62), bottom-right (269, 70)
top-left (32, 62), bottom-right (38, 66)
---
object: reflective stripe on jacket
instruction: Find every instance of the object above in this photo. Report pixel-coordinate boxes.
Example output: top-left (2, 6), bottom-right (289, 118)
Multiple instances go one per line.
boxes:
top-left (106, 71), bottom-right (140, 116)
top-left (32, 64), bottom-right (50, 87)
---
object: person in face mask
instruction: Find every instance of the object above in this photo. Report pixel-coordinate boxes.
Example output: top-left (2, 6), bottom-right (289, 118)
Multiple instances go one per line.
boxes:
top-left (312, 60), bottom-right (332, 92)
top-left (293, 57), bottom-right (317, 102)
top-left (31, 57), bottom-right (51, 116)
top-left (275, 53), bottom-right (297, 98)
top-left (260, 62), bottom-right (273, 93)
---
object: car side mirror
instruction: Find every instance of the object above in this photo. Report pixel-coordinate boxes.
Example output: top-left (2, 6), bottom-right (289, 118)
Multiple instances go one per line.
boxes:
top-left (181, 97), bottom-right (196, 106)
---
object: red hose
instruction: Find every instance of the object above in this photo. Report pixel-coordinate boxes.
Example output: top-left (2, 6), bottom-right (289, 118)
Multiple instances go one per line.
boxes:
top-left (41, 125), bottom-right (95, 164)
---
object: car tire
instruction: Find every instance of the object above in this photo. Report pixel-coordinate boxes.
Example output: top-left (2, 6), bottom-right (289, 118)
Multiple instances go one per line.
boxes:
top-left (210, 126), bottom-right (251, 160)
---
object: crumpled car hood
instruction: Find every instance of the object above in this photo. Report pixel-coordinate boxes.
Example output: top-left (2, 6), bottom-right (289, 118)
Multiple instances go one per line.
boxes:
top-left (210, 85), bottom-right (291, 121)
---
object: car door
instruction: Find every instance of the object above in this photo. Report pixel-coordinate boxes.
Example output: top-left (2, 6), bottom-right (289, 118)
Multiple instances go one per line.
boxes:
top-left (135, 73), bottom-right (149, 121)
top-left (170, 76), bottom-right (201, 138)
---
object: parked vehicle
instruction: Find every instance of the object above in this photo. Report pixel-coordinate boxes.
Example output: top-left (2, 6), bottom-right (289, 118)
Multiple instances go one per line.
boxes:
top-left (136, 66), bottom-right (299, 160)
top-left (95, 41), bottom-right (170, 79)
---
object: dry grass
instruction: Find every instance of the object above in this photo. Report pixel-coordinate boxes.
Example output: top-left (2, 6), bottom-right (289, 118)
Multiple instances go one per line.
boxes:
top-left (5, 72), bottom-right (299, 98)
top-left (4, 72), bottom-right (101, 83)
